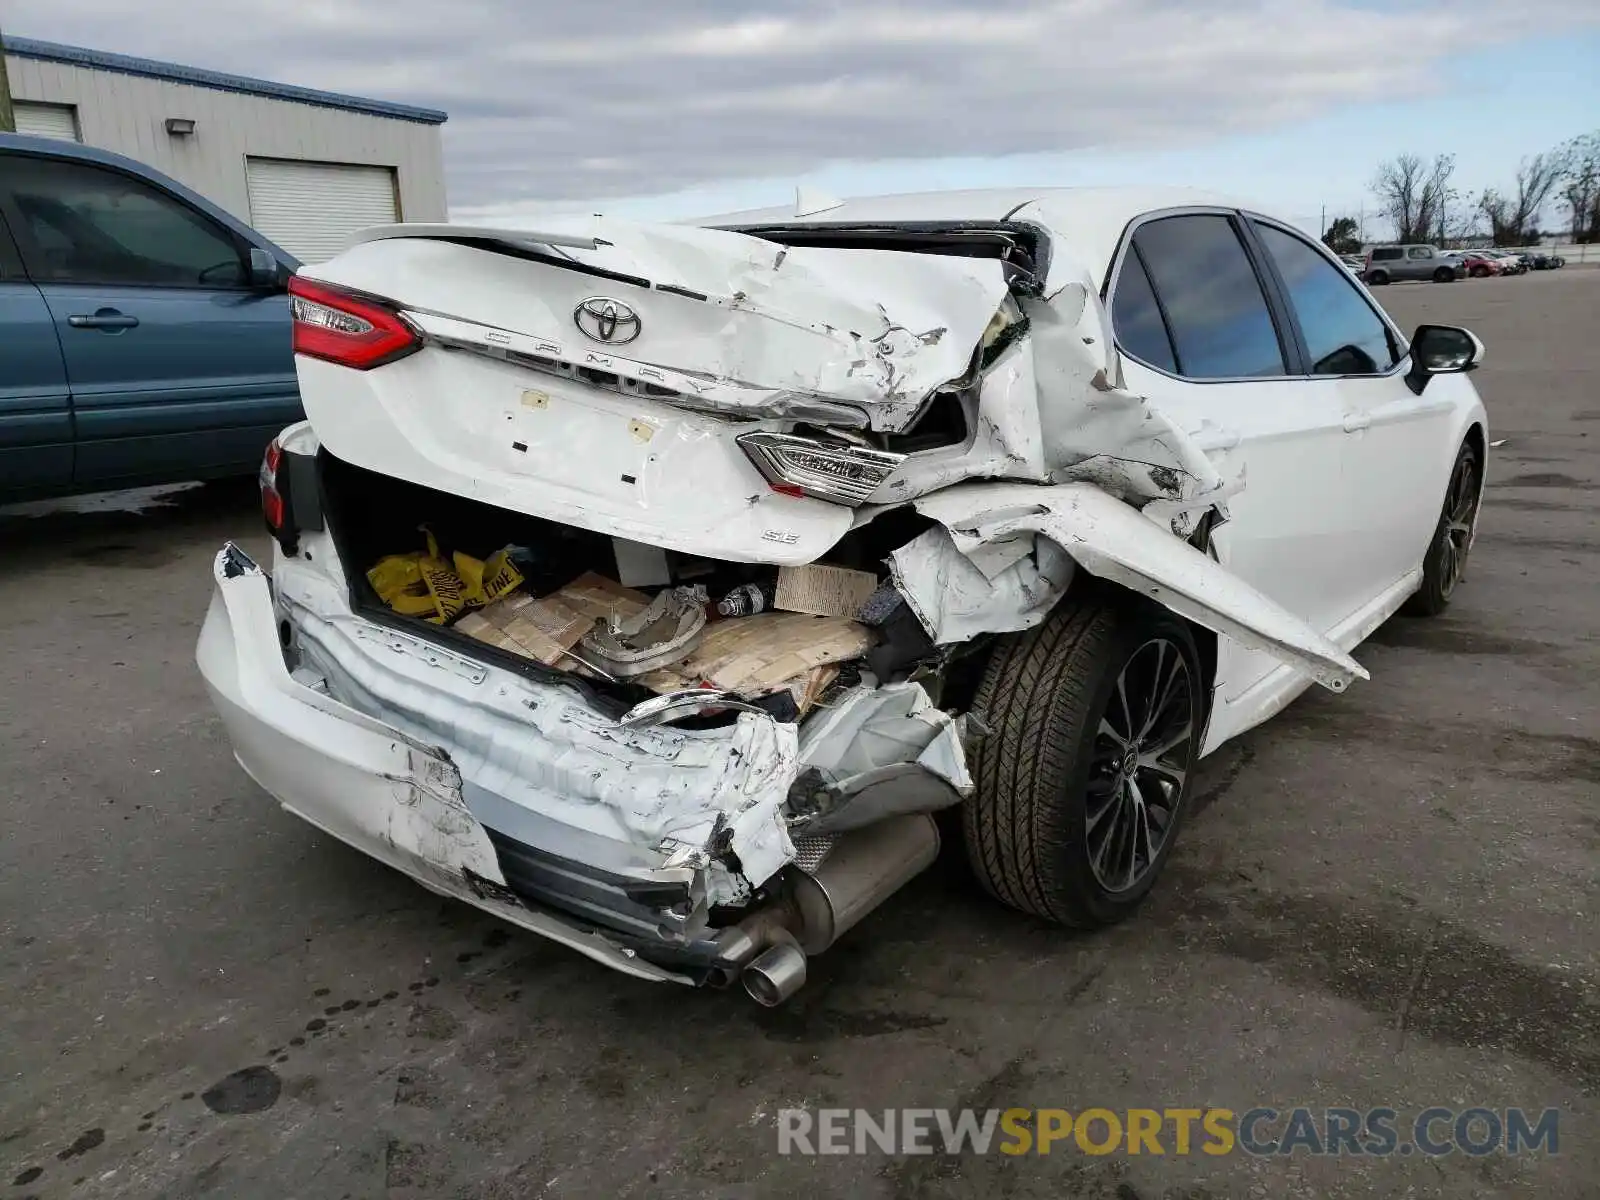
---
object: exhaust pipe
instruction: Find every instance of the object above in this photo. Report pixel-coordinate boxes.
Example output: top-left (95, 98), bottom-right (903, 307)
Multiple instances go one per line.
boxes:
top-left (732, 813), bottom-right (940, 1003)
top-left (742, 942), bottom-right (807, 1006)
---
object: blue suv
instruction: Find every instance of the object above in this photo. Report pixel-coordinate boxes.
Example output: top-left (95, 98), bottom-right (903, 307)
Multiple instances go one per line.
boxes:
top-left (0, 133), bottom-right (303, 503)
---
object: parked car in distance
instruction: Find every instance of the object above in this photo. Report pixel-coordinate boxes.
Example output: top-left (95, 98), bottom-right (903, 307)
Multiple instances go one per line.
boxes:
top-left (1363, 244), bottom-right (1466, 284)
top-left (199, 188), bottom-right (1490, 1005)
top-left (1339, 254), bottom-right (1365, 275)
top-left (0, 133), bottom-right (302, 505)
top-left (1460, 251), bottom-right (1505, 277)
top-left (1531, 252), bottom-right (1565, 270)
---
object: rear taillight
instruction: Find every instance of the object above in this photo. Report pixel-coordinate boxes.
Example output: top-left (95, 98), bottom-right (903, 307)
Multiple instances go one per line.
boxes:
top-left (288, 276), bottom-right (420, 369)
top-left (260, 438), bottom-right (286, 530)
top-left (737, 431), bottom-right (905, 506)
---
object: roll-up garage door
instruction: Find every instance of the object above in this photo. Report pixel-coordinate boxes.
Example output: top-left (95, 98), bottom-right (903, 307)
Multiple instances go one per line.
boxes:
top-left (245, 158), bottom-right (399, 263)
top-left (13, 102), bottom-right (80, 141)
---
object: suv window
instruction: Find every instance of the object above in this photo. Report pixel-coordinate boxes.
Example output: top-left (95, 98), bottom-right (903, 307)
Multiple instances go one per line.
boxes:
top-left (1109, 247), bottom-right (1177, 373)
top-left (1370, 247), bottom-right (1402, 261)
top-left (1123, 214), bottom-right (1286, 379)
top-left (4, 156), bottom-right (246, 287)
top-left (1407, 246), bottom-right (1433, 260)
top-left (1253, 222), bottom-right (1400, 376)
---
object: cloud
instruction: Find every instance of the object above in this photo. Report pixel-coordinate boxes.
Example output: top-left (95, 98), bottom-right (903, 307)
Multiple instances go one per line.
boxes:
top-left (7, 0), bottom-right (1596, 207)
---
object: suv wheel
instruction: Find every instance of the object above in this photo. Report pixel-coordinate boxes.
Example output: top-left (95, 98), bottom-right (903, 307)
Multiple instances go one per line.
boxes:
top-left (1366, 269), bottom-right (1390, 285)
top-left (1433, 266), bottom-right (1456, 283)
top-left (963, 592), bottom-right (1203, 928)
top-left (1403, 440), bottom-right (1481, 617)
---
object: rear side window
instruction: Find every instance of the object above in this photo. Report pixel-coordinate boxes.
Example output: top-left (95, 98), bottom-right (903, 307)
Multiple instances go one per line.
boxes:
top-left (1253, 222), bottom-right (1400, 376)
top-left (1407, 246), bottom-right (1433, 260)
top-left (1109, 248), bottom-right (1177, 373)
top-left (3, 156), bottom-right (246, 288)
top-left (1123, 215), bottom-right (1286, 379)
top-left (1371, 247), bottom-right (1402, 261)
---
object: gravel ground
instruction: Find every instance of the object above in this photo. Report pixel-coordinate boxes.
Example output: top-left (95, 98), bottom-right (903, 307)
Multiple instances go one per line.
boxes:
top-left (1, 268), bottom-right (1596, 1200)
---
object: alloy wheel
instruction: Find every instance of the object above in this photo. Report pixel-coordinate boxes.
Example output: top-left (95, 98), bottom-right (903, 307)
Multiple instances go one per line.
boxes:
top-left (1438, 451), bottom-right (1480, 598)
top-left (1084, 638), bottom-right (1197, 893)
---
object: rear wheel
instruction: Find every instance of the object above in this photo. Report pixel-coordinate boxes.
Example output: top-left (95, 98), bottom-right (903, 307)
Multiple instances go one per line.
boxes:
top-left (1404, 440), bottom-right (1481, 616)
top-left (963, 594), bottom-right (1203, 927)
top-left (1366, 269), bottom-right (1390, 285)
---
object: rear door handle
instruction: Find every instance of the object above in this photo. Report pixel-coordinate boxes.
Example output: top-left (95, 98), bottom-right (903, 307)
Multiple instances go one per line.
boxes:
top-left (1342, 413), bottom-right (1371, 433)
top-left (69, 310), bottom-right (139, 330)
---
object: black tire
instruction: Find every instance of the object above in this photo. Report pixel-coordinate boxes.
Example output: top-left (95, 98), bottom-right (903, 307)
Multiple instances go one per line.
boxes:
top-left (1403, 440), bottom-right (1481, 617)
top-left (1366, 270), bottom-right (1390, 285)
top-left (962, 591), bottom-right (1204, 928)
top-left (1470, 266), bottom-right (1489, 278)
top-left (1433, 266), bottom-right (1455, 283)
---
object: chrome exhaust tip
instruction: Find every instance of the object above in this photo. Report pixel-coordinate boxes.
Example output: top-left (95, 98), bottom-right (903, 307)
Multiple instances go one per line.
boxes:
top-left (741, 942), bottom-right (807, 1006)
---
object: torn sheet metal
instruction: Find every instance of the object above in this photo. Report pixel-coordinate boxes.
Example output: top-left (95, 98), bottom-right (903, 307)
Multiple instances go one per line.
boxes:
top-left (889, 526), bottom-right (1076, 645)
top-left (1032, 276), bottom-right (1230, 509)
top-left (580, 584), bottom-right (707, 677)
top-left (270, 554), bottom-right (799, 899)
top-left (911, 482), bottom-right (1368, 691)
top-left (789, 683), bottom-right (972, 836)
top-left (305, 217), bottom-right (1010, 430)
top-left (865, 255), bottom-right (1239, 516)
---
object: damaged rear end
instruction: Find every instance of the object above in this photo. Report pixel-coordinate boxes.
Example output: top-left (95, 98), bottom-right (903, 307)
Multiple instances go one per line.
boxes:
top-left (199, 217), bottom-right (1363, 1004)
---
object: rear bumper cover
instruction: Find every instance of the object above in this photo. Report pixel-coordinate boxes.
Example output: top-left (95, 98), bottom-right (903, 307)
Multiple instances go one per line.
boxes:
top-left (196, 543), bottom-right (719, 985)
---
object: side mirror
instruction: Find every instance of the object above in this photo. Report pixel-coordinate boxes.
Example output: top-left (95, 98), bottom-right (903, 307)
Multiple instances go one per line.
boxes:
top-left (1405, 324), bottom-right (1483, 395)
top-left (248, 246), bottom-right (282, 290)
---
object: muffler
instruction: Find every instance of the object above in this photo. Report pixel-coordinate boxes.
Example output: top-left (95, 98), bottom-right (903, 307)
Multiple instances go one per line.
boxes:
top-left (734, 813), bottom-right (940, 1003)
top-left (790, 813), bottom-right (941, 954)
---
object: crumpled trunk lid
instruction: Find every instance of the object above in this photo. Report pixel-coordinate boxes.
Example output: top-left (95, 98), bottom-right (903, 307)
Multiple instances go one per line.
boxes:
top-left (305, 218), bottom-right (1009, 426)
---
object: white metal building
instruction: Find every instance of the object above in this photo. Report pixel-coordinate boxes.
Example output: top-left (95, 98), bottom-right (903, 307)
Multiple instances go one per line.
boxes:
top-left (4, 37), bottom-right (448, 262)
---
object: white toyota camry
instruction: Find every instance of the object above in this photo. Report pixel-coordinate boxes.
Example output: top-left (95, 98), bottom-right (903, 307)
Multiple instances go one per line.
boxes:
top-left (198, 188), bottom-right (1487, 1004)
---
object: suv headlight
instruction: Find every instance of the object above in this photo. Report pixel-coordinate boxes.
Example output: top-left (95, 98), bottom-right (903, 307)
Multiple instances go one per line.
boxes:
top-left (737, 431), bottom-right (906, 505)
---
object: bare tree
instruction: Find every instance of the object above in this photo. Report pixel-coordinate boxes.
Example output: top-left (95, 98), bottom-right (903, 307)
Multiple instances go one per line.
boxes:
top-left (1559, 132), bottom-right (1599, 242)
top-left (1372, 153), bottom-right (1456, 243)
top-left (1479, 152), bottom-right (1567, 245)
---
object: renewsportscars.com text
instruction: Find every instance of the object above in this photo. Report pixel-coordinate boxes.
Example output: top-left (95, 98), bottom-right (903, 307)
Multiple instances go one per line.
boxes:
top-left (777, 1107), bottom-right (1560, 1157)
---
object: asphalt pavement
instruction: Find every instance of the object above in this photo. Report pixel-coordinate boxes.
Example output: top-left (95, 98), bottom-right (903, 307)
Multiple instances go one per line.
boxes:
top-left (1, 269), bottom-right (1596, 1200)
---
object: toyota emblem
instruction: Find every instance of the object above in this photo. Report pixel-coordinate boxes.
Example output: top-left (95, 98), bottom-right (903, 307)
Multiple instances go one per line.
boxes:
top-left (573, 296), bottom-right (641, 345)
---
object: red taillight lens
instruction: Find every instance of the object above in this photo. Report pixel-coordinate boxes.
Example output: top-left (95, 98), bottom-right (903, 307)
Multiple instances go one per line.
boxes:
top-left (288, 276), bottom-right (420, 370)
top-left (261, 438), bottom-right (285, 529)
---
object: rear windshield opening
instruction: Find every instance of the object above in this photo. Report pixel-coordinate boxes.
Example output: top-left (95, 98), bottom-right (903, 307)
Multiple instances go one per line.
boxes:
top-left (721, 221), bottom-right (1049, 295)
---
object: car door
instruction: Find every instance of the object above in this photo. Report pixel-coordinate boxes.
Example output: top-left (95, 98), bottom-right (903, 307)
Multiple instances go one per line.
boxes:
top-left (1402, 244), bottom-right (1435, 280)
top-left (1106, 210), bottom-right (1365, 710)
top-left (0, 201), bottom-right (73, 499)
top-left (1246, 216), bottom-right (1457, 599)
top-left (0, 153), bottom-right (296, 491)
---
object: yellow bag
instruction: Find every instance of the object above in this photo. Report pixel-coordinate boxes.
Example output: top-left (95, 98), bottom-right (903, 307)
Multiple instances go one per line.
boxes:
top-left (368, 530), bottom-right (526, 624)
top-left (455, 547), bottom-right (524, 608)
top-left (367, 554), bottom-right (423, 600)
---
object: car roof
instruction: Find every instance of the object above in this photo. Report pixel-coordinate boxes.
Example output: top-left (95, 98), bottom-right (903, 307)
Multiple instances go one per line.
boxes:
top-left (0, 132), bottom-right (300, 267)
top-left (701, 185), bottom-right (1254, 284)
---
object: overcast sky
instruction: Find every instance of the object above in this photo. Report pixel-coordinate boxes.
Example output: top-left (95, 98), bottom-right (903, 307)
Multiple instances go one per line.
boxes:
top-left (7, 1), bottom-right (1599, 228)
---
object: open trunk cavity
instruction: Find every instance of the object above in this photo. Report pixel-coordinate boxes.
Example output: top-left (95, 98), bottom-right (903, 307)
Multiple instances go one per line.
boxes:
top-left (315, 449), bottom-right (964, 719)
